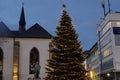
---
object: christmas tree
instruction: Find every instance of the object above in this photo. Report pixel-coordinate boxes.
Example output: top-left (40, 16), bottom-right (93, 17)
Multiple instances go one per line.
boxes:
top-left (45, 4), bottom-right (86, 80)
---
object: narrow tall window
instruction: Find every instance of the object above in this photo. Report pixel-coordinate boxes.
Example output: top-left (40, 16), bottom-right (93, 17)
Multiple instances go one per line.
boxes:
top-left (29, 47), bottom-right (39, 74)
top-left (0, 48), bottom-right (3, 80)
top-left (13, 41), bottom-right (20, 80)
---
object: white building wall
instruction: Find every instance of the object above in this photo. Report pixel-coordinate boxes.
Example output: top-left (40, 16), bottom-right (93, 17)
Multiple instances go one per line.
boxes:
top-left (97, 12), bottom-right (120, 32)
top-left (96, 12), bottom-right (120, 79)
top-left (0, 38), bottom-right (14, 80)
top-left (0, 37), bottom-right (51, 80)
top-left (112, 34), bottom-right (120, 71)
top-left (114, 46), bottom-right (120, 70)
top-left (16, 38), bottom-right (50, 80)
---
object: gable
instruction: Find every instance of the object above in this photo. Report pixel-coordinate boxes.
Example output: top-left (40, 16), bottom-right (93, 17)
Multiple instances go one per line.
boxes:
top-left (0, 22), bottom-right (52, 39)
top-left (22, 23), bottom-right (52, 38)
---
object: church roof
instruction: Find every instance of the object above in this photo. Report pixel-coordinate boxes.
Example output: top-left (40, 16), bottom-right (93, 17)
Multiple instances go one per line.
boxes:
top-left (24, 23), bottom-right (52, 38)
top-left (0, 22), bottom-right (14, 37)
top-left (0, 22), bottom-right (52, 38)
top-left (0, 6), bottom-right (52, 39)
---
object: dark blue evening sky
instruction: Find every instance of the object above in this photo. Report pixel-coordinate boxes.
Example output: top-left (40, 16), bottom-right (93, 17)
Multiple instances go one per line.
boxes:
top-left (0, 0), bottom-right (120, 50)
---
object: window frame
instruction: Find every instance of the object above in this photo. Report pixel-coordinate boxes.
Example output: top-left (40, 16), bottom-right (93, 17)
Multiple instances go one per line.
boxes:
top-left (29, 47), bottom-right (39, 74)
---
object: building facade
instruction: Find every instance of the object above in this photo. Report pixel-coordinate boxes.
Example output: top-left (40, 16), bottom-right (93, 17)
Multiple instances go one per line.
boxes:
top-left (86, 12), bottom-right (120, 80)
top-left (97, 12), bottom-right (120, 80)
top-left (0, 5), bottom-right (52, 80)
top-left (86, 43), bottom-right (100, 80)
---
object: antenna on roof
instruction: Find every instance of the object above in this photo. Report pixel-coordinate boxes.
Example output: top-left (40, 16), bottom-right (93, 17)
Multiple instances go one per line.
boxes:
top-left (108, 0), bottom-right (111, 13)
top-left (101, 0), bottom-right (106, 16)
top-left (101, 0), bottom-right (111, 17)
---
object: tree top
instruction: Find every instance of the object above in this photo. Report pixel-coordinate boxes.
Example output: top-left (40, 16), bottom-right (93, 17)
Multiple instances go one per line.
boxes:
top-left (62, 4), bottom-right (67, 11)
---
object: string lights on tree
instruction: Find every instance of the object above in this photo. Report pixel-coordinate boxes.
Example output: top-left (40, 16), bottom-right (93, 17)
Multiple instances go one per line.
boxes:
top-left (45, 4), bottom-right (86, 80)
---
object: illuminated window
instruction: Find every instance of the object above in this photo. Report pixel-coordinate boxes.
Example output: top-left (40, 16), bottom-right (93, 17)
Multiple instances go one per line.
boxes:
top-left (29, 47), bottom-right (39, 74)
top-left (103, 49), bottom-right (109, 57)
top-left (103, 46), bottom-right (112, 58)
top-left (111, 21), bottom-right (120, 27)
top-left (100, 21), bottom-right (120, 37)
top-left (116, 22), bottom-right (120, 27)
top-left (13, 41), bottom-right (20, 80)
top-left (90, 70), bottom-right (95, 80)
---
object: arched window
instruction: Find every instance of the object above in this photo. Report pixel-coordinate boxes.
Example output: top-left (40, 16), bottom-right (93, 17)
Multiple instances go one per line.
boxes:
top-left (29, 47), bottom-right (39, 74)
top-left (0, 48), bottom-right (3, 80)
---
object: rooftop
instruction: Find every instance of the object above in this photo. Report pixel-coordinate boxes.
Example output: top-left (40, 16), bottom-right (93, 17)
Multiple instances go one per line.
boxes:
top-left (0, 22), bottom-right (52, 38)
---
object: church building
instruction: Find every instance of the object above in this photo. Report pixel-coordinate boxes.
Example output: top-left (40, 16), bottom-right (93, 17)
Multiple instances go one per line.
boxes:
top-left (0, 5), bottom-right (52, 80)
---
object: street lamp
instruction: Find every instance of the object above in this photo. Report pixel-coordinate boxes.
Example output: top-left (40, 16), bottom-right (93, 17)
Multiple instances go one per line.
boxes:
top-left (107, 73), bottom-right (110, 77)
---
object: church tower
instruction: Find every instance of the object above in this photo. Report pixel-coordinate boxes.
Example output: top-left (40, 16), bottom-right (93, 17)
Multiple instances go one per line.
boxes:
top-left (19, 4), bottom-right (26, 32)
